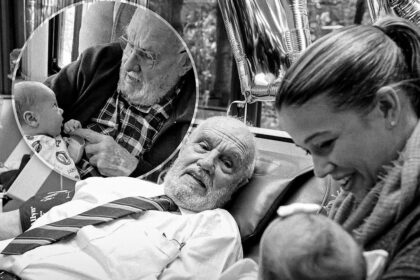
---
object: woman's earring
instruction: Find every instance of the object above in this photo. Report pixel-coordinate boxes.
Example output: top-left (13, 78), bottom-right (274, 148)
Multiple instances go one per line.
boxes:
top-left (390, 120), bottom-right (396, 127)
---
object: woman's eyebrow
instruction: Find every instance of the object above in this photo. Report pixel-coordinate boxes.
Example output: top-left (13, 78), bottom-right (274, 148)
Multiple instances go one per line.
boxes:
top-left (303, 131), bottom-right (329, 145)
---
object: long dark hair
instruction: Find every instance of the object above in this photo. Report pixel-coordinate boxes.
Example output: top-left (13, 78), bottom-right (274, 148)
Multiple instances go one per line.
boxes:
top-left (275, 16), bottom-right (420, 116)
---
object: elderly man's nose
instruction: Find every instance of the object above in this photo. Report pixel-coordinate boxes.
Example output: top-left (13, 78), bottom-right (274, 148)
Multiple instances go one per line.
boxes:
top-left (312, 155), bottom-right (334, 178)
top-left (58, 108), bottom-right (64, 115)
top-left (123, 53), bottom-right (141, 72)
top-left (197, 151), bottom-right (218, 174)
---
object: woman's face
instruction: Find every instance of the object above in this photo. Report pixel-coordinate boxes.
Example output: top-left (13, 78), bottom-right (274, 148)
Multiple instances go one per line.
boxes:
top-left (278, 95), bottom-right (398, 202)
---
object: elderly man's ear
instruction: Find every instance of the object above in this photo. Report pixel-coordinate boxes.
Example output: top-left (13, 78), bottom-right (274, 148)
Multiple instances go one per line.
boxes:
top-left (177, 51), bottom-right (192, 77)
top-left (237, 177), bottom-right (250, 189)
top-left (22, 111), bottom-right (40, 128)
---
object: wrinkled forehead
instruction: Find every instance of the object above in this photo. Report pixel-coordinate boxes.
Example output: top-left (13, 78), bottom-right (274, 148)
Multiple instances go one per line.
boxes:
top-left (193, 120), bottom-right (254, 162)
top-left (126, 9), bottom-right (183, 55)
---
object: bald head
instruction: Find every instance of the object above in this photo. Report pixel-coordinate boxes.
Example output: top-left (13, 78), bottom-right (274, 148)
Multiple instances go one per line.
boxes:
top-left (164, 116), bottom-right (256, 212)
top-left (192, 116), bottom-right (257, 178)
top-left (260, 214), bottom-right (366, 280)
top-left (14, 81), bottom-right (54, 124)
top-left (126, 8), bottom-right (184, 56)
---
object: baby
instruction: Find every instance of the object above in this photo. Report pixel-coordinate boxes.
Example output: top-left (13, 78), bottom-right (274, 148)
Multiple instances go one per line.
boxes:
top-left (14, 81), bottom-right (84, 180)
top-left (220, 211), bottom-right (387, 280)
top-left (259, 213), bottom-right (366, 280)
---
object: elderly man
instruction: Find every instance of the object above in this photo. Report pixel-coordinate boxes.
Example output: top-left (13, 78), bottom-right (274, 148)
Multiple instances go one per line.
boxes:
top-left (45, 7), bottom-right (196, 178)
top-left (0, 116), bottom-right (256, 279)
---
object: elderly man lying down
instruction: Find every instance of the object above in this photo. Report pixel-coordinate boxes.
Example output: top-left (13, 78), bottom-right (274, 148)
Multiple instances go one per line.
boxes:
top-left (0, 116), bottom-right (256, 280)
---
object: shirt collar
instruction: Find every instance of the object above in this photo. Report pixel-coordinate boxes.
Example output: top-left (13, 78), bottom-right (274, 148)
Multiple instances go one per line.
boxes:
top-left (179, 207), bottom-right (198, 215)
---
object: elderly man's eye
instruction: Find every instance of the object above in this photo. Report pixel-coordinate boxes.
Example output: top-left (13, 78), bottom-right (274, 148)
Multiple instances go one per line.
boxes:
top-left (222, 159), bottom-right (233, 169)
top-left (142, 51), bottom-right (155, 61)
top-left (197, 142), bottom-right (209, 151)
top-left (142, 52), bottom-right (158, 68)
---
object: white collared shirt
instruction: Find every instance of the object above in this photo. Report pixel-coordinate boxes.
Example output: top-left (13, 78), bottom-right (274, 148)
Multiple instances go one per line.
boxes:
top-left (0, 177), bottom-right (243, 279)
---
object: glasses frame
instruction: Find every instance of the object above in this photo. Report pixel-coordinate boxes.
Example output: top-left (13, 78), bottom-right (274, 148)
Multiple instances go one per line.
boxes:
top-left (119, 35), bottom-right (159, 69)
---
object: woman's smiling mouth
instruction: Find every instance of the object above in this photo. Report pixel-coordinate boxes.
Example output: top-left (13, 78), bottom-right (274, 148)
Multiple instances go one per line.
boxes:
top-left (337, 175), bottom-right (352, 191)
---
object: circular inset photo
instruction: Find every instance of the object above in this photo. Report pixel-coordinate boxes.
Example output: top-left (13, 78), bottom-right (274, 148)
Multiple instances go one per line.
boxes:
top-left (11, 1), bottom-right (198, 182)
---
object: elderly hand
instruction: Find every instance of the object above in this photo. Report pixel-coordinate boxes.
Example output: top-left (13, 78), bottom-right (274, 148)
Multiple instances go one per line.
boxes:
top-left (277, 203), bottom-right (322, 217)
top-left (63, 119), bottom-right (82, 134)
top-left (70, 129), bottom-right (138, 176)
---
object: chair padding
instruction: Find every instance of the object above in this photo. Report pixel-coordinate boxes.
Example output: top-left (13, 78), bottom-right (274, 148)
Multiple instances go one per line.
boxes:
top-left (226, 152), bottom-right (317, 243)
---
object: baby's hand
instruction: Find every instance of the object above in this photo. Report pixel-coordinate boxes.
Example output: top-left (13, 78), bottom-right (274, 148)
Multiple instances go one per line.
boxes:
top-left (63, 119), bottom-right (82, 134)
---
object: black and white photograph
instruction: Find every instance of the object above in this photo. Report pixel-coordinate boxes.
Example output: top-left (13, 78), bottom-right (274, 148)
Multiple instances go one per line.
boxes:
top-left (0, 0), bottom-right (419, 279)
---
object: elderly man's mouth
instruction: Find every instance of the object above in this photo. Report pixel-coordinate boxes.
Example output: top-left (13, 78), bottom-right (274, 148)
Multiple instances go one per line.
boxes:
top-left (186, 171), bottom-right (207, 190)
top-left (125, 73), bottom-right (141, 83)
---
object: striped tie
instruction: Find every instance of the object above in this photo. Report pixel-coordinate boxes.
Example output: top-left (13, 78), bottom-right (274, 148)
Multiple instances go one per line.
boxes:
top-left (1, 195), bottom-right (178, 255)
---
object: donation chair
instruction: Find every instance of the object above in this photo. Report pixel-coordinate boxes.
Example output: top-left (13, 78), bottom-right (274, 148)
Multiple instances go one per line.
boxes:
top-left (226, 147), bottom-right (339, 261)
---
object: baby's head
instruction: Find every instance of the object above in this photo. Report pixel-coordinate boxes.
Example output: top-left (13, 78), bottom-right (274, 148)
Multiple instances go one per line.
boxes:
top-left (259, 213), bottom-right (366, 280)
top-left (14, 81), bottom-right (63, 137)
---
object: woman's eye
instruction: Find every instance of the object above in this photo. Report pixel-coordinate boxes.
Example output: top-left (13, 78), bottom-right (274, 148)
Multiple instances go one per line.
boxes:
top-left (298, 146), bottom-right (311, 155)
top-left (315, 139), bottom-right (335, 152)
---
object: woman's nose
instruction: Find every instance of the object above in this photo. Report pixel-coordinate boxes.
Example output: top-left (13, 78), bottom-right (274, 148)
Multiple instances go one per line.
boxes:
top-left (312, 155), bottom-right (334, 178)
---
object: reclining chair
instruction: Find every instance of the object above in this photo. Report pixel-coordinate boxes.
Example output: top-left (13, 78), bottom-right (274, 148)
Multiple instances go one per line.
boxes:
top-left (228, 151), bottom-right (338, 260)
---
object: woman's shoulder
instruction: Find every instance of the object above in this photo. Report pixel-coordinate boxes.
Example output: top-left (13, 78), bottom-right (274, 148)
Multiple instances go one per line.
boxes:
top-left (393, 202), bottom-right (420, 242)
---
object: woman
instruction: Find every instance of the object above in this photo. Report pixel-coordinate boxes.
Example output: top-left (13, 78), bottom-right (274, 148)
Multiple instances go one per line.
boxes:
top-left (275, 16), bottom-right (420, 278)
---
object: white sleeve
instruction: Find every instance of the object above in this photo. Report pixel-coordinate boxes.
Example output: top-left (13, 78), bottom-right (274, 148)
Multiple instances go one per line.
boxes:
top-left (218, 259), bottom-right (259, 280)
top-left (159, 209), bottom-right (243, 280)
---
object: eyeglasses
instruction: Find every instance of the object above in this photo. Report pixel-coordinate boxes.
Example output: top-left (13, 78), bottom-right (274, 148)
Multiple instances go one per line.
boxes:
top-left (119, 35), bottom-right (159, 69)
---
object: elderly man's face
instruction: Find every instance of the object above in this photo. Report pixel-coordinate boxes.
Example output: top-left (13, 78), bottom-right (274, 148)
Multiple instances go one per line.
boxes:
top-left (164, 118), bottom-right (255, 212)
top-left (117, 10), bottom-right (187, 106)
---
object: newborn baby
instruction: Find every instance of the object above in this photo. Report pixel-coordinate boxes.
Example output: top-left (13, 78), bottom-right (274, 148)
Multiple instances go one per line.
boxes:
top-left (14, 81), bottom-right (84, 180)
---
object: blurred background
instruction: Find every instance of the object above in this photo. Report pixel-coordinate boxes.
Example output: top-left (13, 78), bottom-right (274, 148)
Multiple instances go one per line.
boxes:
top-left (0, 0), bottom-right (371, 130)
top-left (0, 0), bottom-right (373, 207)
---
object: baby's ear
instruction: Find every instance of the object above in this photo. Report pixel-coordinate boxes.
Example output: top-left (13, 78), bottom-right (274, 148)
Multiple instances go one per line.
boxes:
top-left (22, 111), bottom-right (39, 128)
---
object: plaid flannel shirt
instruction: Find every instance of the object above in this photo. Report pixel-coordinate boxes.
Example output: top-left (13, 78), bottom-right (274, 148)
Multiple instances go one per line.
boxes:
top-left (77, 90), bottom-right (177, 178)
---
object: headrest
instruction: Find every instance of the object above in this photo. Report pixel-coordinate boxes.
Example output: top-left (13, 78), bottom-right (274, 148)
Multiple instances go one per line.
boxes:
top-left (226, 152), bottom-right (315, 243)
